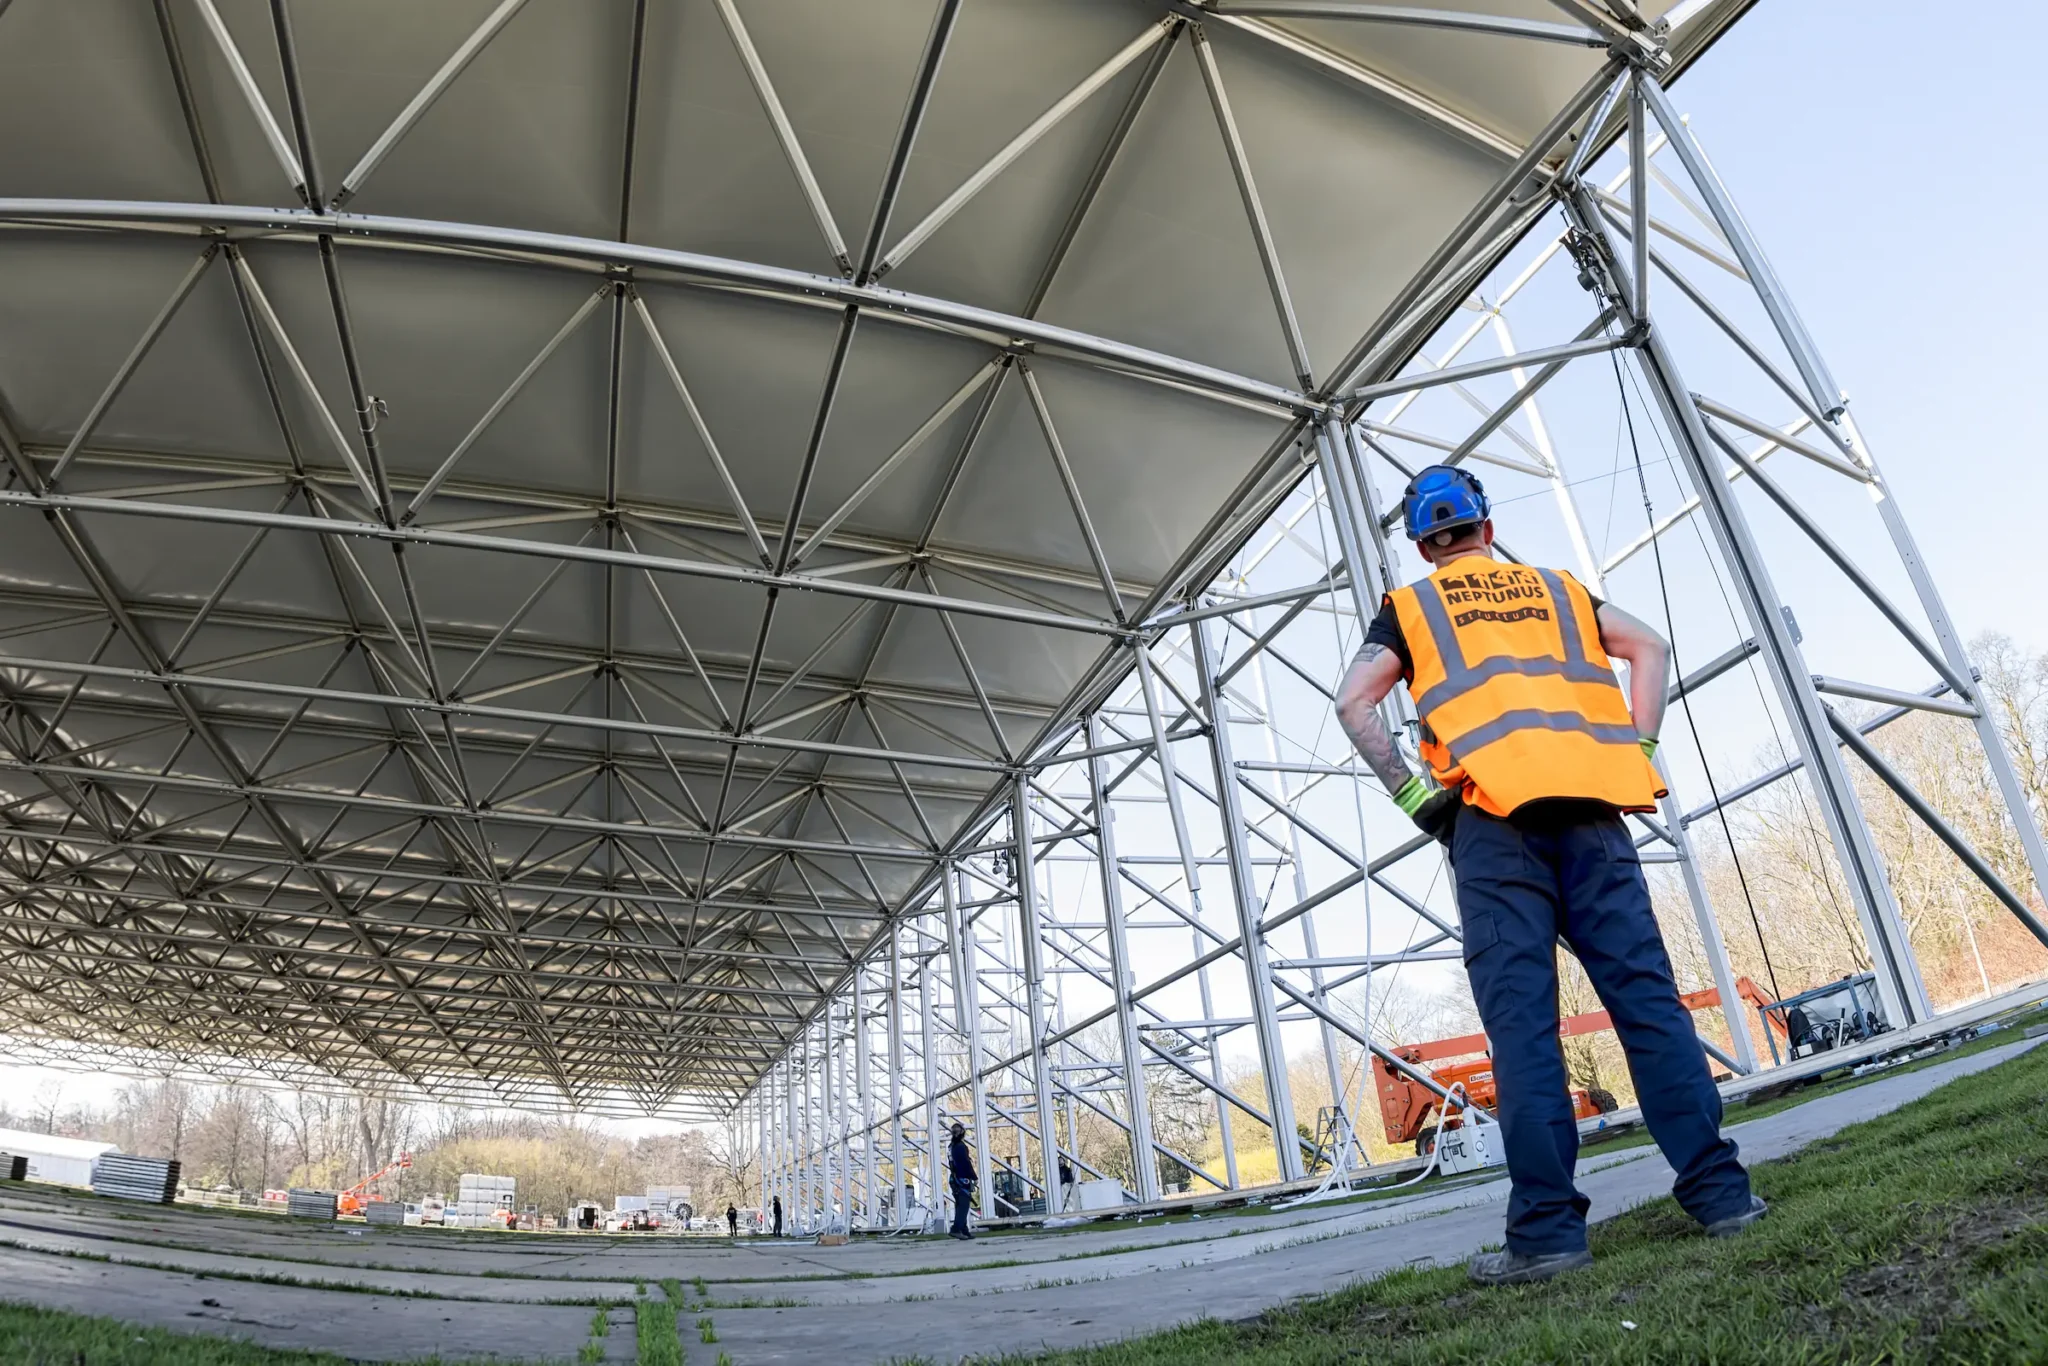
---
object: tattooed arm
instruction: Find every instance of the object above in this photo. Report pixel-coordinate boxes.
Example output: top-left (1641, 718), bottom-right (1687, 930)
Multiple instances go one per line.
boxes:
top-left (1334, 642), bottom-right (1412, 794)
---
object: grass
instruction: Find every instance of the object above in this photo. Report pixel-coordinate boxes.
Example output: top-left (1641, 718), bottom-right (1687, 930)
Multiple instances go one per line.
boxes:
top-left (578, 1306), bottom-right (610, 1363)
top-left (697, 1314), bottom-right (719, 1343)
top-left (982, 1035), bottom-right (2048, 1365)
top-left (0, 1301), bottom-right (553, 1366)
top-left (1574, 1008), bottom-right (2048, 1160)
top-left (0, 1238), bottom-right (629, 1306)
top-left (635, 1295), bottom-right (680, 1366)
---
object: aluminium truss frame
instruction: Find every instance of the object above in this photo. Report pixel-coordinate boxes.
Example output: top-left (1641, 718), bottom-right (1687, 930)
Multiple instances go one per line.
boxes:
top-left (0, 7), bottom-right (2038, 1195)
top-left (750, 62), bottom-right (2048, 1232)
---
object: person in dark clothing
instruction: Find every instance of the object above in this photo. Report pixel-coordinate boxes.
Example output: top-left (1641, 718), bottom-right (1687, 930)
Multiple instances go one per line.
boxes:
top-left (726, 1203), bottom-right (739, 1237)
top-left (1057, 1157), bottom-right (1076, 1210)
top-left (771, 1194), bottom-right (783, 1237)
top-left (947, 1121), bottom-right (976, 1240)
top-left (1336, 465), bottom-right (1763, 1287)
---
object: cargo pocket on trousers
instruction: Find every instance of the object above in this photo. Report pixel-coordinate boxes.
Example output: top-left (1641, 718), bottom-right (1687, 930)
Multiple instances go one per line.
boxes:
top-left (1458, 907), bottom-right (1497, 965)
top-left (1600, 818), bottom-right (1644, 868)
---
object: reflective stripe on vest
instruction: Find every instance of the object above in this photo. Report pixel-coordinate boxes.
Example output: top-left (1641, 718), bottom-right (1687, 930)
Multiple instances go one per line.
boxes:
top-left (1409, 567), bottom-right (1617, 722)
top-left (1392, 560), bottom-right (1665, 815)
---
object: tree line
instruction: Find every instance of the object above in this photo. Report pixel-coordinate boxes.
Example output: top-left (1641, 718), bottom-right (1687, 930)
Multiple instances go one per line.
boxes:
top-left (1, 1081), bottom-right (757, 1218)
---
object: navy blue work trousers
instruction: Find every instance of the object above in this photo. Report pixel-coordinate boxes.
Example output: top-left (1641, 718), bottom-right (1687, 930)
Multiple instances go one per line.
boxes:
top-left (950, 1179), bottom-right (974, 1236)
top-left (1450, 800), bottom-right (1752, 1254)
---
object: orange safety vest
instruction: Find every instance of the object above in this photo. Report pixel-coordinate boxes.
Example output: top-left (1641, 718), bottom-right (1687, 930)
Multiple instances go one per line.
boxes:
top-left (1387, 556), bottom-right (1665, 817)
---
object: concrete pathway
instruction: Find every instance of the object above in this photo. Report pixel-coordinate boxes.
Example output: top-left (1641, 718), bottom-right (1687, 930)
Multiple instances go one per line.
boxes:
top-left (616, 1036), bottom-right (2046, 1362)
top-left (0, 1246), bottom-right (636, 1362)
top-left (0, 1035), bottom-right (2032, 1363)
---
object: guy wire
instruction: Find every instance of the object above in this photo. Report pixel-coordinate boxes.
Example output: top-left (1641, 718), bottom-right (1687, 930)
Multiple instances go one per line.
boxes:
top-left (1609, 349), bottom-right (1784, 1003)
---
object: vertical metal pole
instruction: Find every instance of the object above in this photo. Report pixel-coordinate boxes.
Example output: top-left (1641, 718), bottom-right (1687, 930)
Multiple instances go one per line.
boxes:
top-left (946, 865), bottom-right (996, 1218)
top-left (1131, 639), bottom-right (1239, 1187)
top-left (1330, 410), bottom-right (1431, 1147)
top-left (1195, 618), bottom-right (1303, 1181)
top-left (917, 917), bottom-right (942, 1228)
top-left (819, 1014), bottom-right (836, 1230)
top-left (815, 1012), bottom-right (830, 1228)
top-left (888, 926), bottom-right (908, 1227)
top-left (1086, 712), bottom-right (1160, 1202)
top-left (835, 999), bottom-right (853, 1230)
top-left (772, 1067), bottom-right (783, 1228)
top-left (1315, 420), bottom-right (1389, 626)
top-left (855, 968), bottom-right (875, 1229)
top-left (1249, 648), bottom-right (1353, 1157)
top-left (794, 1030), bottom-right (809, 1230)
top-left (1012, 774), bottom-right (1065, 1215)
top-left (1570, 186), bottom-right (1930, 1026)
top-left (1627, 73), bottom-right (1649, 326)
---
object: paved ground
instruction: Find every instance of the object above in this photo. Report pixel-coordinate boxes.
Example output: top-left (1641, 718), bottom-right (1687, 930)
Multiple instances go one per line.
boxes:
top-left (0, 1035), bottom-right (2036, 1363)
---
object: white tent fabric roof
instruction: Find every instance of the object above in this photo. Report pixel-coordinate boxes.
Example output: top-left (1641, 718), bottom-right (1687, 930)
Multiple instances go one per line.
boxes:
top-left (0, 1127), bottom-right (119, 1161)
top-left (0, 0), bottom-right (1746, 1117)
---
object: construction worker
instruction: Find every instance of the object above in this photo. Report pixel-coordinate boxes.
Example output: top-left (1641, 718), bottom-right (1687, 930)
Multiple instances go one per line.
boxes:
top-left (1334, 464), bottom-right (1767, 1286)
top-left (947, 1121), bottom-right (977, 1241)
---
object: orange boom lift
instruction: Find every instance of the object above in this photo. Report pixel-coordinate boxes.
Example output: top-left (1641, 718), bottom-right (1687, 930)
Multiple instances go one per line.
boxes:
top-left (1374, 979), bottom-right (1784, 1154)
top-left (336, 1152), bottom-right (413, 1218)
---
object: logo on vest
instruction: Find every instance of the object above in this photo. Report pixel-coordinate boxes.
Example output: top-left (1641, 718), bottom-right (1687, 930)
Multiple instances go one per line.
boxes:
top-left (1454, 605), bottom-right (1552, 628)
top-left (1439, 565), bottom-right (1550, 610)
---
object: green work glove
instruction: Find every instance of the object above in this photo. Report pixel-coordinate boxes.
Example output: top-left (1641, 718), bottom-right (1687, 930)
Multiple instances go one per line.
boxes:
top-left (1639, 736), bottom-right (1659, 761)
top-left (1393, 776), bottom-right (1459, 845)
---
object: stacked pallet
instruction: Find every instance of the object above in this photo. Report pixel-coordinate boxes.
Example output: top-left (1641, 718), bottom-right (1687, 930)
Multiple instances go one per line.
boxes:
top-left (286, 1188), bottom-right (339, 1220)
top-left (0, 1154), bottom-right (27, 1182)
top-left (91, 1154), bottom-right (179, 1204)
top-left (447, 1172), bottom-right (514, 1228)
top-left (362, 1200), bottom-right (406, 1227)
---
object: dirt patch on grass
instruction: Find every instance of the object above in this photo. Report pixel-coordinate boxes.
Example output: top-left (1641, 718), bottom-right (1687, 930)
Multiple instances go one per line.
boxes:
top-left (1825, 1198), bottom-right (2048, 1348)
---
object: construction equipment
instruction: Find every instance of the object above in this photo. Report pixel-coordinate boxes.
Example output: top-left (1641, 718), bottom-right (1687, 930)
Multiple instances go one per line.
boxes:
top-left (1374, 978), bottom-right (1784, 1154)
top-left (1761, 972), bottom-right (1890, 1065)
top-left (335, 1152), bottom-right (412, 1218)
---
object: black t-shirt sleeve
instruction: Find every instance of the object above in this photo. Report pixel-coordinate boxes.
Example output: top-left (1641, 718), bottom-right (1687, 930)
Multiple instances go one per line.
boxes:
top-left (1365, 598), bottom-right (1412, 677)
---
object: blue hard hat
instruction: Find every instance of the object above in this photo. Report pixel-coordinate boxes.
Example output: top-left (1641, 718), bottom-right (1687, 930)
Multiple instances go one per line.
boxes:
top-left (1401, 464), bottom-right (1489, 542)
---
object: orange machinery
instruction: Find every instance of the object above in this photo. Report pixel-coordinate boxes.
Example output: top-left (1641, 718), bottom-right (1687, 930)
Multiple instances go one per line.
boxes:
top-left (336, 1152), bottom-right (413, 1218)
top-left (1375, 978), bottom-right (1783, 1153)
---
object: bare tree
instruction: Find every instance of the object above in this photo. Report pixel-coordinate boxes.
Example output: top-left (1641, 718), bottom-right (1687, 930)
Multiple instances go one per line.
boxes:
top-left (705, 1116), bottom-right (757, 1208)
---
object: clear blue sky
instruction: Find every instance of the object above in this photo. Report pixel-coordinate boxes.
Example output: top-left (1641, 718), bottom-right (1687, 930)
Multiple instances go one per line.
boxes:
top-left (1669, 0), bottom-right (2044, 652)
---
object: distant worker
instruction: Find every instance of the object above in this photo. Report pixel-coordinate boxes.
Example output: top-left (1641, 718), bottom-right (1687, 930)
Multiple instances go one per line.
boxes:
top-left (771, 1194), bottom-right (783, 1238)
top-left (1057, 1156), bottom-right (1075, 1210)
top-left (726, 1203), bottom-right (739, 1238)
top-left (1334, 465), bottom-right (1766, 1286)
top-left (947, 1121), bottom-right (977, 1241)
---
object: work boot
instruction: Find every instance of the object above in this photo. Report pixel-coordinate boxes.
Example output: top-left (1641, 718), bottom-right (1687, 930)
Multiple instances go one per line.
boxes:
top-left (1705, 1195), bottom-right (1768, 1238)
top-left (1467, 1248), bottom-right (1592, 1286)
